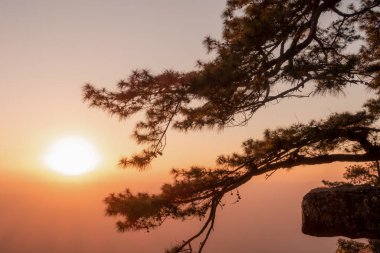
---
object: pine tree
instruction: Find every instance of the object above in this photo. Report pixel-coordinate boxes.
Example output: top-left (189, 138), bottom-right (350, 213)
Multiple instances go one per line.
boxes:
top-left (83, 1), bottom-right (380, 252)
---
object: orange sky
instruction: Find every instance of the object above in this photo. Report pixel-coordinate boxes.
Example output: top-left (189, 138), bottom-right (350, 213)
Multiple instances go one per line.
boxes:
top-left (0, 1), bottom-right (373, 252)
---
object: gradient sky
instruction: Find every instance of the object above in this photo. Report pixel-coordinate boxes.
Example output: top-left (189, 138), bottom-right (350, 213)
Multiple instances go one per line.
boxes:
top-left (0, 1), bottom-right (372, 252)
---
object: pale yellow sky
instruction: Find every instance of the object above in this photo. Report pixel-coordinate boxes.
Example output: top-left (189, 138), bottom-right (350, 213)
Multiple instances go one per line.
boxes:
top-left (0, 1), bottom-right (373, 252)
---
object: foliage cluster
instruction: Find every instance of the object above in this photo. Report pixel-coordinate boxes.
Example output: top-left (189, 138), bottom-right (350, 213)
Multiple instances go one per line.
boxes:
top-left (84, 0), bottom-right (380, 252)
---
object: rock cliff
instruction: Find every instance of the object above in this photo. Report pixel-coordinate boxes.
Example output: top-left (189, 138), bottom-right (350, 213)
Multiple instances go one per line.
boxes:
top-left (302, 185), bottom-right (380, 239)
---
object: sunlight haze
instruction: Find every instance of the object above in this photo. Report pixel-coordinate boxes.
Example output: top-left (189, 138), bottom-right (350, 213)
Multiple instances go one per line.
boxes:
top-left (0, 1), bottom-right (373, 252)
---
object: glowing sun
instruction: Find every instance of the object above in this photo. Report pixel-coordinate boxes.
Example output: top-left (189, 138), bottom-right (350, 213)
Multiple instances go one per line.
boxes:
top-left (43, 137), bottom-right (100, 176)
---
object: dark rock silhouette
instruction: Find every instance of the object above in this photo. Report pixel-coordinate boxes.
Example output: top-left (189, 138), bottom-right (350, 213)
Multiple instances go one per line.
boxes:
top-left (302, 185), bottom-right (380, 239)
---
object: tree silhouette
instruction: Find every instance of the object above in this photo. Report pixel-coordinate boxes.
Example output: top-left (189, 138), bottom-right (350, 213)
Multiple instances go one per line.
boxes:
top-left (336, 238), bottom-right (380, 253)
top-left (83, 1), bottom-right (380, 252)
top-left (324, 161), bottom-right (380, 187)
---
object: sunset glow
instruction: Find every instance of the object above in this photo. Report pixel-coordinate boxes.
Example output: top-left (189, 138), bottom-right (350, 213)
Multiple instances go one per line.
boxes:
top-left (1, 1), bottom-right (376, 252)
top-left (43, 137), bottom-right (100, 176)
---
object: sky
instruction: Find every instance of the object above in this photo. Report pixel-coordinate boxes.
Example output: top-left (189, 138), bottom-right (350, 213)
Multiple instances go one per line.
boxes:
top-left (0, 1), bottom-right (373, 252)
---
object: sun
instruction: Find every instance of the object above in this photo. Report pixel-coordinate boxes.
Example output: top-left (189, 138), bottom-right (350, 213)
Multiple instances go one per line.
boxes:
top-left (43, 137), bottom-right (100, 176)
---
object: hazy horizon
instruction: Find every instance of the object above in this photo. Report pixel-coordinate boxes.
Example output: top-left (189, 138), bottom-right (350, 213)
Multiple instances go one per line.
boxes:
top-left (0, 1), bottom-right (371, 252)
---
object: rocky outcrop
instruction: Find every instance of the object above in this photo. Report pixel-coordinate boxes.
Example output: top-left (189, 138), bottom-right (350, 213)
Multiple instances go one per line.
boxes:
top-left (302, 185), bottom-right (380, 239)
